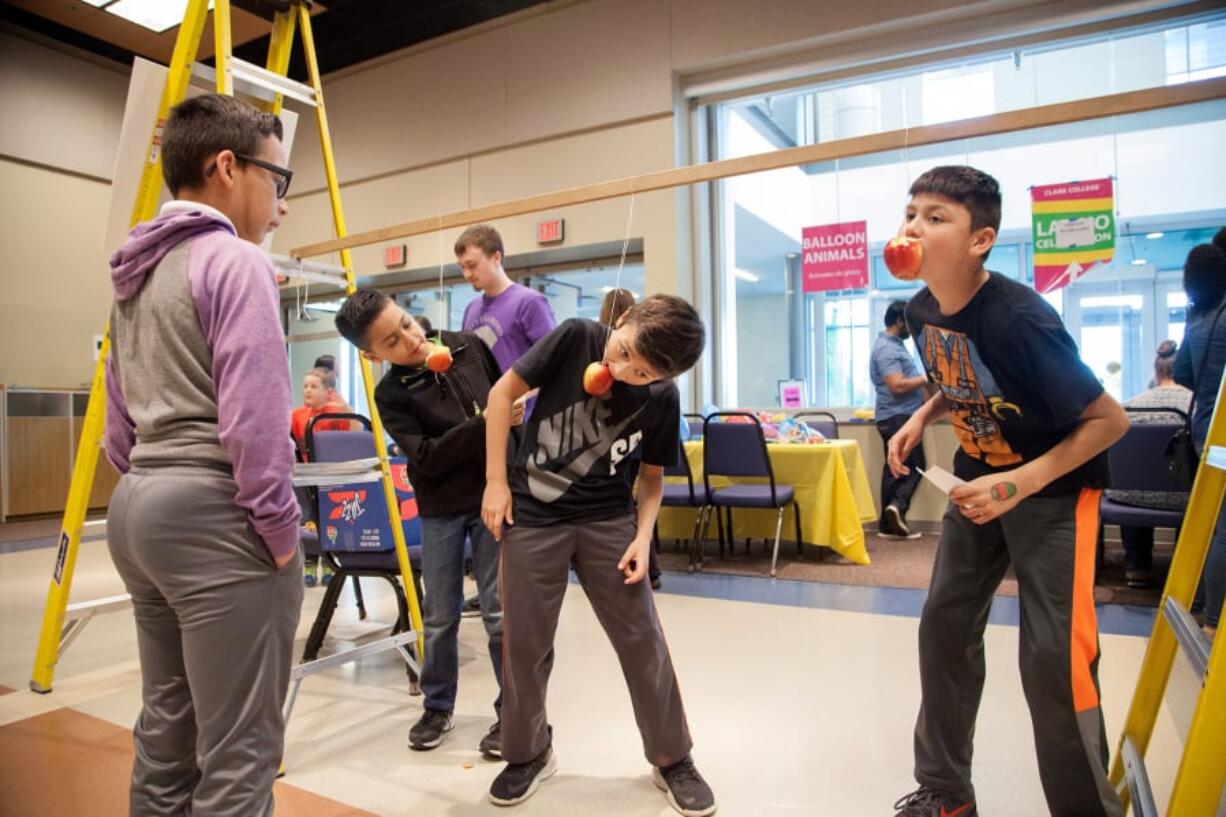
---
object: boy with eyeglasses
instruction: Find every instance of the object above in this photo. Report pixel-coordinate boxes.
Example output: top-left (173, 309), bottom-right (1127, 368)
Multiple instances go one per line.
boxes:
top-left (105, 92), bottom-right (299, 816)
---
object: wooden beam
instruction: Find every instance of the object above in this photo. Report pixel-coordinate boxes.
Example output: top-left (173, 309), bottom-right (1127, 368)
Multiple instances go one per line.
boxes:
top-left (290, 76), bottom-right (1226, 260)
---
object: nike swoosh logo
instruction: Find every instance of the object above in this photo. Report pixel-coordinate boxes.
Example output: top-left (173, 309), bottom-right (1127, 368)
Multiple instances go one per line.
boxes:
top-left (526, 405), bottom-right (644, 503)
top-left (940, 804), bottom-right (973, 817)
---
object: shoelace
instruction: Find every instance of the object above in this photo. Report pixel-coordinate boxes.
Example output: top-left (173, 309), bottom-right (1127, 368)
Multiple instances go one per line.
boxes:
top-left (892, 787), bottom-right (942, 813)
top-left (663, 761), bottom-right (703, 786)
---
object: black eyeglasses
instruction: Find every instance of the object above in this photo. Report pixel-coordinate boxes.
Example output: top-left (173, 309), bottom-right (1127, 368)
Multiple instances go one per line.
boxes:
top-left (205, 152), bottom-right (293, 198)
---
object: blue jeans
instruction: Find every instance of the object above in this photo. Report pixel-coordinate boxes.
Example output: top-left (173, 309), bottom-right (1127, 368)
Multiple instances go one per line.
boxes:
top-left (419, 512), bottom-right (503, 715)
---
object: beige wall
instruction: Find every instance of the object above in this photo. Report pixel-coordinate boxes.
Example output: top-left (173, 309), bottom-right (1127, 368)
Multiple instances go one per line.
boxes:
top-left (841, 420), bottom-right (962, 525)
top-left (0, 157), bottom-right (113, 388)
top-left (1, 0), bottom-right (1188, 390)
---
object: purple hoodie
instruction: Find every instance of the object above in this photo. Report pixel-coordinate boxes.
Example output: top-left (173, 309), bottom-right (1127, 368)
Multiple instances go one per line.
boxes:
top-left (106, 203), bottom-right (299, 562)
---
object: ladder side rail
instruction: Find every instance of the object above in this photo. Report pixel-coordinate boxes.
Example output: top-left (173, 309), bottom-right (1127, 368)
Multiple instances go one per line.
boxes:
top-left (295, 3), bottom-right (427, 660)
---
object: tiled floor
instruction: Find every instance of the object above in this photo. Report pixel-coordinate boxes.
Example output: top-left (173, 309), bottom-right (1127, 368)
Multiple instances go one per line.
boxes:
top-left (0, 526), bottom-right (1195, 816)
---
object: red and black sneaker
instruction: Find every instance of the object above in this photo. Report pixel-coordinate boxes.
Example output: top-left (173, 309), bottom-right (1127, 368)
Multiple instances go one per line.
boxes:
top-left (893, 786), bottom-right (976, 817)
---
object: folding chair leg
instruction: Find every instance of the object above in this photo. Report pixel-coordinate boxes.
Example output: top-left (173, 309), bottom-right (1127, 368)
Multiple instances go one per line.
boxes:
top-left (353, 576), bottom-right (367, 620)
top-left (685, 508), bottom-right (704, 572)
top-left (694, 506), bottom-right (713, 571)
top-left (770, 505), bottom-right (786, 577)
top-left (793, 501), bottom-right (803, 557)
top-left (715, 504), bottom-right (725, 558)
top-left (302, 571), bottom-right (347, 661)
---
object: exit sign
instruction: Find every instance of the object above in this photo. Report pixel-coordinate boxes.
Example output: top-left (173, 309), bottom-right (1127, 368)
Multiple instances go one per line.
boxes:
top-left (384, 244), bottom-right (406, 267)
top-left (537, 219), bottom-right (565, 244)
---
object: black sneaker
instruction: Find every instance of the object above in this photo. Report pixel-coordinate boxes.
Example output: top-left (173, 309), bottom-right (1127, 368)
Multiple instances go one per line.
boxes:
top-left (408, 708), bottom-right (453, 750)
top-left (892, 786), bottom-right (976, 817)
top-left (479, 720), bottom-right (502, 759)
top-left (461, 595), bottom-right (481, 617)
top-left (881, 505), bottom-right (922, 540)
top-left (652, 756), bottom-right (716, 817)
top-left (488, 745), bottom-right (556, 806)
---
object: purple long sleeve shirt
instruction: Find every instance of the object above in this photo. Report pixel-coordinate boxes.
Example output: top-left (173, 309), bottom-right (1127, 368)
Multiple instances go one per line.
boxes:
top-left (105, 202), bottom-right (299, 562)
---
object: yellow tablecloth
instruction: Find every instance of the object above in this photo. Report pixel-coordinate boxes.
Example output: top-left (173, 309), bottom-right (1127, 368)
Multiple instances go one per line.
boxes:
top-left (657, 438), bottom-right (877, 565)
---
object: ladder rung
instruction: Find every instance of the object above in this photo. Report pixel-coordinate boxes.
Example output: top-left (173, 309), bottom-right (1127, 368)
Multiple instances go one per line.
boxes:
top-left (229, 58), bottom-right (318, 107)
top-left (1121, 736), bottom-right (1159, 817)
top-left (1162, 596), bottom-right (1211, 680)
top-left (1207, 444), bottom-right (1226, 471)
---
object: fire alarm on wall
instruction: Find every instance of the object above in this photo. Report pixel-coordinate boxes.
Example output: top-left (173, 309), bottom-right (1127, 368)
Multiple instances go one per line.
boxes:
top-left (384, 244), bottom-right (406, 267)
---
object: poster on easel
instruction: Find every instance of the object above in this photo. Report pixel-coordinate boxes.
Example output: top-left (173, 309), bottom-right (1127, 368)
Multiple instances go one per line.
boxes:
top-left (1030, 178), bottom-right (1115, 294)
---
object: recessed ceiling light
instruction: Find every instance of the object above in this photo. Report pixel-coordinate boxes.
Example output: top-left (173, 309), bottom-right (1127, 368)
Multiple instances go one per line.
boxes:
top-left (1131, 258), bottom-right (1148, 266)
top-left (734, 269), bottom-right (760, 282)
top-left (106, 0), bottom-right (214, 34)
top-left (1146, 232), bottom-right (1164, 240)
top-left (80, 0), bottom-right (113, 7)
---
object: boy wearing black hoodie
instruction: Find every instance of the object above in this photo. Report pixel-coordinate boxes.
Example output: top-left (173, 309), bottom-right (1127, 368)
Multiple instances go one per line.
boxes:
top-left (336, 290), bottom-right (519, 757)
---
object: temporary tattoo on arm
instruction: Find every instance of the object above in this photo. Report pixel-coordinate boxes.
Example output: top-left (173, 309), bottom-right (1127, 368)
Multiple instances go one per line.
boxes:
top-left (991, 482), bottom-right (1017, 501)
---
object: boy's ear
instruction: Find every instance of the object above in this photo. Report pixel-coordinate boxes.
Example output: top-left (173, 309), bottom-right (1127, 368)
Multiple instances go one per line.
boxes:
top-left (360, 349), bottom-right (382, 365)
top-left (969, 225), bottom-right (997, 260)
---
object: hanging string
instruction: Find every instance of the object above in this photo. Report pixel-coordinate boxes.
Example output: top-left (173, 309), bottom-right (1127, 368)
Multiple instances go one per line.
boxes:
top-left (606, 189), bottom-right (636, 334)
top-left (436, 216), bottom-right (446, 334)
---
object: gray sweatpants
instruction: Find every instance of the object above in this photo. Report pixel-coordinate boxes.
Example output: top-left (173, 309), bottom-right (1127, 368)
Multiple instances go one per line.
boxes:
top-left (499, 514), bottom-right (693, 767)
top-left (914, 488), bottom-right (1123, 817)
top-left (107, 466), bottom-right (303, 817)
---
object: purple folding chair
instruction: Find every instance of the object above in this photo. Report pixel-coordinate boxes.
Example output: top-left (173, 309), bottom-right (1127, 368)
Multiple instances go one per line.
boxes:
top-left (703, 412), bottom-right (803, 577)
top-left (653, 438), bottom-right (711, 572)
top-left (1098, 406), bottom-right (1192, 571)
top-left (303, 415), bottom-right (423, 683)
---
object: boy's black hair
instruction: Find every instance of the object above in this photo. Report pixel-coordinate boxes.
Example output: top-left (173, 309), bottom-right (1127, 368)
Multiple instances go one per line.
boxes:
top-left (1184, 243), bottom-right (1226, 317)
top-left (884, 300), bottom-right (908, 328)
top-left (313, 354), bottom-right (336, 371)
top-left (1213, 225), bottom-right (1226, 254)
top-left (161, 93), bottom-right (283, 197)
top-left (909, 165), bottom-right (1001, 260)
top-left (335, 289), bottom-right (393, 351)
top-left (621, 294), bottom-right (705, 378)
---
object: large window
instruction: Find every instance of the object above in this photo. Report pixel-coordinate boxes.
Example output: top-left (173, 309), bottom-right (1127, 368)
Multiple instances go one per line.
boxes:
top-left (711, 14), bottom-right (1226, 408)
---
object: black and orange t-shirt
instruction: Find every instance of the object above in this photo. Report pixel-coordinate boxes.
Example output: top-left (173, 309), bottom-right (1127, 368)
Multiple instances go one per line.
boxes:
top-left (905, 272), bottom-right (1109, 497)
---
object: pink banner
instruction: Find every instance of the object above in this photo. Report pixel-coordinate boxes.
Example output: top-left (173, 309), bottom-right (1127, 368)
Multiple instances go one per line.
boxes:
top-left (802, 220), bottom-right (868, 292)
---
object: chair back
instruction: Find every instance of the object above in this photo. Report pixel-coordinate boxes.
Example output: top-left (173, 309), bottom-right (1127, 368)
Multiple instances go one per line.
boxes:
top-left (307, 413), bottom-right (375, 463)
top-left (703, 412), bottom-right (777, 503)
top-left (1106, 407), bottom-right (1193, 494)
top-left (663, 438), bottom-right (698, 503)
top-left (795, 411), bottom-right (838, 440)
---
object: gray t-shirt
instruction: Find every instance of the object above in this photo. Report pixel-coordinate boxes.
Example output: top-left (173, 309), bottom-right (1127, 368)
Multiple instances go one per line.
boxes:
top-left (870, 331), bottom-right (924, 421)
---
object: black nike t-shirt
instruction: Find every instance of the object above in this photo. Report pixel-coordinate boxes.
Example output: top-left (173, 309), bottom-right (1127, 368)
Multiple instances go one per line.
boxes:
top-left (509, 318), bottom-right (680, 526)
top-left (905, 272), bottom-right (1110, 497)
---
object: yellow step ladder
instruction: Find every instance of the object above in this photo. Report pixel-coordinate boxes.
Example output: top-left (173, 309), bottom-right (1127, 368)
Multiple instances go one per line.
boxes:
top-left (29, 0), bottom-right (425, 694)
top-left (1109, 374), bottom-right (1226, 815)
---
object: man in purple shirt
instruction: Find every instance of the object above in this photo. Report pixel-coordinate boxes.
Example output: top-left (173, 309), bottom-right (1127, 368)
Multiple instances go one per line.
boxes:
top-left (105, 93), bottom-right (301, 817)
top-left (457, 224), bottom-right (557, 371)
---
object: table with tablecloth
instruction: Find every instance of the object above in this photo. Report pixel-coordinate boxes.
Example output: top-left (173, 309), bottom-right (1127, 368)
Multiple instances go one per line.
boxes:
top-left (656, 438), bottom-right (878, 565)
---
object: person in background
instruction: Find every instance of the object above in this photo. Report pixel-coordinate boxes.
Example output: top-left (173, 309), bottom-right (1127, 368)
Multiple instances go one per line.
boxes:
top-left (1174, 241), bottom-right (1226, 639)
top-left (870, 300), bottom-right (928, 540)
top-left (1104, 340), bottom-right (1192, 588)
top-left (457, 224), bottom-right (556, 374)
top-left (291, 366), bottom-right (354, 586)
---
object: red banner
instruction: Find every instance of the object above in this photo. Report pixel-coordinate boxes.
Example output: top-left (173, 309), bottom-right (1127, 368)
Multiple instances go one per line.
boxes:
top-left (802, 220), bottom-right (868, 292)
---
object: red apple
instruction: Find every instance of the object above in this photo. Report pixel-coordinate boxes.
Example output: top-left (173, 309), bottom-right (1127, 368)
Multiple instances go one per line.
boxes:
top-left (425, 344), bottom-right (452, 373)
top-left (583, 361), bottom-right (613, 396)
top-left (883, 236), bottom-right (924, 281)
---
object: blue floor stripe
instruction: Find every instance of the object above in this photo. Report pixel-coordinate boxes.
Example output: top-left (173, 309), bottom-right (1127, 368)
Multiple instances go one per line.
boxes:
top-left (647, 569), bottom-right (1157, 638)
